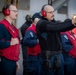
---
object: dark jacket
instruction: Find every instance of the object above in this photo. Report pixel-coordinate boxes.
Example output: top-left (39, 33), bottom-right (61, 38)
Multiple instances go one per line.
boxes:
top-left (20, 21), bottom-right (32, 37)
top-left (23, 30), bottom-right (38, 47)
top-left (36, 19), bottom-right (75, 51)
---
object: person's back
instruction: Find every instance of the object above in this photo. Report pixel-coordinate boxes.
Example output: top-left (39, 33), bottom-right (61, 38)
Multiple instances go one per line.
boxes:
top-left (22, 13), bottom-right (42, 75)
top-left (61, 28), bottom-right (76, 75)
top-left (20, 14), bottom-right (32, 75)
top-left (20, 14), bottom-right (32, 37)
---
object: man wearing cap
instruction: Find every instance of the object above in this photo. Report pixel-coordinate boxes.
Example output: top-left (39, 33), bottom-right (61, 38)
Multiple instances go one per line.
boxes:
top-left (22, 13), bottom-right (42, 75)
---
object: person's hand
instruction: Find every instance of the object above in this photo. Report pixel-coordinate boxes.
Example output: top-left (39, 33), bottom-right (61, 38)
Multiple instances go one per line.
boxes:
top-left (72, 14), bottom-right (76, 25)
top-left (16, 62), bottom-right (20, 72)
top-left (10, 38), bottom-right (19, 45)
top-left (34, 18), bottom-right (40, 25)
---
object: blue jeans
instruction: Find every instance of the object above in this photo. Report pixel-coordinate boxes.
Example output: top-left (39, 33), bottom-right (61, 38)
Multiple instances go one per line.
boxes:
top-left (63, 53), bottom-right (75, 75)
top-left (41, 53), bottom-right (64, 75)
top-left (26, 55), bottom-right (42, 75)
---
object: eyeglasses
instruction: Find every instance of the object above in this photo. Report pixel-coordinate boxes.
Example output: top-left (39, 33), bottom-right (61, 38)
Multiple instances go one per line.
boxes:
top-left (10, 10), bottom-right (18, 13)
top-left (46, 11), bottom-right (54, 14)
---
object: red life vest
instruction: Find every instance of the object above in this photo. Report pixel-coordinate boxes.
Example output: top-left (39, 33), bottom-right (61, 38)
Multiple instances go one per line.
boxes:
top-left (26, 24), bottom-right (41, 56)
top-left (62, 31), bottom-right (76, 58)
top-left (0, 19), bottom-right (20, 61)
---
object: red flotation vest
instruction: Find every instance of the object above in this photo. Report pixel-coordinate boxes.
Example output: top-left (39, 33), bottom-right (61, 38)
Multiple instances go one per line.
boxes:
top-left (62, 31), bottom-right (76, 58)
top-left (26, 24), bottom-right (41, 56)
top-left (0, 19), bottom-right (20, 61)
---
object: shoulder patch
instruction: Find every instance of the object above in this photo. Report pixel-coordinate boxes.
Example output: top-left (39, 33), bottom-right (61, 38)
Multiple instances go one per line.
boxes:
top-left (64, 35), bottom-right (68, 40)
top-left (30, 32), bottom-right (33, 37)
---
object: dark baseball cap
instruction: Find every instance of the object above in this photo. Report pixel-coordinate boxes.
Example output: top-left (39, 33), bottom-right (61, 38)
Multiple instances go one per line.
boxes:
top-left (32, 12), bottom-right (42, 21)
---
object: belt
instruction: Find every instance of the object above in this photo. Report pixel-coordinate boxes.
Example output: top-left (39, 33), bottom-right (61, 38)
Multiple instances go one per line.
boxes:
top-left (40, 50), bottom-right (61, 59)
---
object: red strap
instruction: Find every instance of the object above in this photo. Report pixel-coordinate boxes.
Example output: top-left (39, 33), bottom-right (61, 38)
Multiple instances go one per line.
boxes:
top-left (0, 19), bottom-right (18, 38)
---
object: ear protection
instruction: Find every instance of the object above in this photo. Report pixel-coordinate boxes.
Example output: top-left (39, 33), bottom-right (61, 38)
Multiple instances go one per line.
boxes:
top-left (41, 10), bottom-right (47, 17)
top-left (25, 15), bottom-right (32, 22)
top-left (41, 4), bottom-right (48, 17)
top-left (2, 4), bottom-right (10, 16)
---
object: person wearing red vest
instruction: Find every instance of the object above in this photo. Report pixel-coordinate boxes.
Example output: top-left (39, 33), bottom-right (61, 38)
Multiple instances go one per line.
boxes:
top-left (0, 4), bottom-right (20, 75)
top-left (22, 13), bottom-right (42, 75)
top-left (61, 28), bottom-right (76, 75)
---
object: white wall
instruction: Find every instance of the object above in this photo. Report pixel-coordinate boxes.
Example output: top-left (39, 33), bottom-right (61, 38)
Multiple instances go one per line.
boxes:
top-left (30, 0), bottom-right (48, 15)
top-left (53, 0), bottom-right (76, 21)
top-left (16, 10), bottom-right (29, 28)
top-left (0, 0), bottom-right (5, 20)
top-left (68, 0), bottom-right (76, 19)
top-left (54, 11), bottom-right (67, 21)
